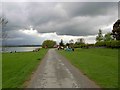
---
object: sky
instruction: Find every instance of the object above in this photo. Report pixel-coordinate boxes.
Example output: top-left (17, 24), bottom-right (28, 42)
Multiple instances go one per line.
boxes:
top-left (0, 0), bottom-right (119, 45)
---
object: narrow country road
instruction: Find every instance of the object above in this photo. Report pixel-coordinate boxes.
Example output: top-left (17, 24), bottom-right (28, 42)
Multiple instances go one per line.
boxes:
top-left (27, 49), bottom-right (100, 88)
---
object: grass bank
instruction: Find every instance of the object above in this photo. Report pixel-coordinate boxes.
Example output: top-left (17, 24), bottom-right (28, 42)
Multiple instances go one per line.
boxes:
top-left (0, 53), bottom-right (2, 89)
top-left (58, 48), bottom-right (118, 88)
top-left (2, 48), bottom-right (48, 88)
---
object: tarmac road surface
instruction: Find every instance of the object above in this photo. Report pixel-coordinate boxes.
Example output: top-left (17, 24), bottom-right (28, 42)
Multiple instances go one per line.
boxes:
top-left (27, 49), bottom-right (100, 88)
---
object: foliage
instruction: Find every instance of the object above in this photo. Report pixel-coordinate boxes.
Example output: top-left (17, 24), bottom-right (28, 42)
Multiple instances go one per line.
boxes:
top-left (95, 40), bottom-right (120, 48)
top-left (69, 39), bottom-right (74, 44)
top-left (0, 17), bottom-right (8, 51)
top-left (112, 19), bottom-right (120, 40)
top-left (42, 40), bottom-right (56, 48)
top-left (66, 24), bottom-right (120, 49)
top-left (76, 38), bottom-right (85, 44)
top-left (95, 41), bottom-right (106, 47)
top-left (96, 29), bottom-right (103, 42)
top-left (73, 38), bottom-right (86, 48)
top-left (111, 40), bottom-right (120, 48)
top-left (104, 32), bottom-right (114, 41)
top-left (95, 29), bottom-right (120, 48)
top-left (69, 39), bottom-right (74, 48)
top-left (66, 43), bottom-right (70, 47)
top-left (59, 39), bottom-right (64, 47)
top-left (74, 44), bottom-right (81, 48)
top-left (105, 41), bottom-right (111, 48)
top-left (0, 17), bottom-right (8, 27)
top-left (87, 44), bottom-right (95, 47)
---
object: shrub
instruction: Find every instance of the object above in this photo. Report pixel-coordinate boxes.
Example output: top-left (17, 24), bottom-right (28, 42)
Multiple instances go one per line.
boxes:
top-left (95, 41), bottom-right (106, 47)
top-left (105, 41), bottom-right (111, 48)
top-left (96, 40), bottom-right (120, 48)
top-left (111, 40), bottom-right (120, 48)
top-left (42, 40), bottom-right (56, 48)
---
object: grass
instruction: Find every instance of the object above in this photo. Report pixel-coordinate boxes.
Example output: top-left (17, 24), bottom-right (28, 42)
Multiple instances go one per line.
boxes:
top-left (2, 48), bottom-right (48, 88)
top-left (0, 53), bottom-right (2, 89)
top-left (58, 48), bottom-right (118, 88)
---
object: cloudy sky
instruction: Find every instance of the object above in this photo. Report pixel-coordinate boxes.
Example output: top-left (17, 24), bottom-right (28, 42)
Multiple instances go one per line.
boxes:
top-left (1, 1), bottom-right (118, 45)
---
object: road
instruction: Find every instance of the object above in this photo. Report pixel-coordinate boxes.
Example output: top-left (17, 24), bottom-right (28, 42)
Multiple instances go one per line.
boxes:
top-left (27, 49), bottom-right (100, 88)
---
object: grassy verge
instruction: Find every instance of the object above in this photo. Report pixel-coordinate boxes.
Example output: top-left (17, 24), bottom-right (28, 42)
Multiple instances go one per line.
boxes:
top-left (2, 48), bottom-right (48, 88)
top-left (58, 48), bottom-right (118, 88)
top-left (0, 53), bottom-right (2, 89)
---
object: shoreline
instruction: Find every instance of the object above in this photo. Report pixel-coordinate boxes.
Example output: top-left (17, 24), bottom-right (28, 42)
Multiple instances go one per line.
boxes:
top-left (0, 47), bottom-right (42, 53)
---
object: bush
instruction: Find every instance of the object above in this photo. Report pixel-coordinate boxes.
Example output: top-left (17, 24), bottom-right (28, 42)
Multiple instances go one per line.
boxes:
top-left (95, 41), bottom-right (106, 47)
top-left (42, 40), bottom-right (56, 48)
top-left (95, 40), bottom-right (120, 48)
top-left (74, 44), bottom-right (81, 48)
top-left (105, 41), bottom-right (111, 48)
top-left (74, 40), bottom-right (120, 49)
top-left (111, 40), bottom-right (120, 48)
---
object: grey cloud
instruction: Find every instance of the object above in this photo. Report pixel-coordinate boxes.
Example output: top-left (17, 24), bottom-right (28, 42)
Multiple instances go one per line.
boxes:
top-left (61, 2), bottom-right (117, 17)
top-left (2, 2), bottom-right (118, 36)
top-left (118, 1), bottom-right (120, 19)
top-left (26, 2), bottom-right (69, 27)
top-left (2, 2), bottom-right (28, 31)
top-left (36, 14), bottom-right (117, 36)
top-left (3, 30), bottom-right (44, 45)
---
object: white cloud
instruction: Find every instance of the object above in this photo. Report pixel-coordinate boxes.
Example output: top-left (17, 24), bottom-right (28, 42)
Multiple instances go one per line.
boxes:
top-left (19, 28), bottom-right (39, 36)
top-left (6, 28), bottom-right (97, 45)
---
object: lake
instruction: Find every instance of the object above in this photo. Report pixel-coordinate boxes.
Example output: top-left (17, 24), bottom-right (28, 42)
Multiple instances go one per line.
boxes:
top-left (1, 47), bottom-right (41, 52)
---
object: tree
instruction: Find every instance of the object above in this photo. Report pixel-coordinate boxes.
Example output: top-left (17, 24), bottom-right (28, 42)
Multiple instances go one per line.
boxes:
top-left (96, 29), bottom-right (103, 42)
top-left (0, 17), bottom-right (8, 41)
top-left (104, 33), bottom-right (114, 41)
top-left (76, 38), bottom-right (85, 44)
top-left (112, 19), bottom-right (120, 40)
top-left (0, 17), bottom-right (8, 27)
top-left (59, 39), bottom-right (64, 47)
top-left (66, 43), bottom-right (70, 47)
top-left (42, 40), bottom-right (56, 48)
top-left (69, 39), bottom-right (74, 44)
top-left (69, 39), bottom-right (74, 48)
top-left (0, 17), bottom-right (8, 51)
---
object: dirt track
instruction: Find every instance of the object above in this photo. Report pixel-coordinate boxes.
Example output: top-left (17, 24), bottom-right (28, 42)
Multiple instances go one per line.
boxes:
top-left (27, 49), bottom-right (100, 88)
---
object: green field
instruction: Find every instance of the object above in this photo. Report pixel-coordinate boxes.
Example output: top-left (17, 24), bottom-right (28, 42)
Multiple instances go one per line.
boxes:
top-left (2, 49), bottom-right (48, 88)
top-left (58, 48), bottom-right (118, 88)
top-left (0, 53), bottom-right (2, 89)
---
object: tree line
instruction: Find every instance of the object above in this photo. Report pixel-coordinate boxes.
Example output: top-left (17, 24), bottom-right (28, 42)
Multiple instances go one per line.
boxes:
top-left (42, 19), bottom-right (120, 49)
top-left (1, 17), bottom-right (119, 49)
top-left (95, 19), bottom-right (120, 48)
top-left (95, 29), bottom-right (120, 48)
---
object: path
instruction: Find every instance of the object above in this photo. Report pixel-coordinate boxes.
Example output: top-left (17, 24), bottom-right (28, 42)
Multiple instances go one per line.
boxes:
top-left (27, 49), bottom-right (100, 88)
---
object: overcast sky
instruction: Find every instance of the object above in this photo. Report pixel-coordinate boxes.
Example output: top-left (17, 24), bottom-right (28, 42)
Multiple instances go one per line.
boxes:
top-left (1, 1), bottom-right (118, 45)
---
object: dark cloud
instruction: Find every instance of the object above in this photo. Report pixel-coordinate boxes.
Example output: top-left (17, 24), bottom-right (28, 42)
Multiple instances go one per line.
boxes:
top-left (2, 2), bottom-right (117, 36)
top-left (61, 2), bottom-right (117, 17)
top-left (1, 2), bottom-right (118, 45)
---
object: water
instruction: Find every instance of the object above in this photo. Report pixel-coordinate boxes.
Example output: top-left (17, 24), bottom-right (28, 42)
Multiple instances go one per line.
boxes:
top-left (1, 47), bottom-right (41, 52)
